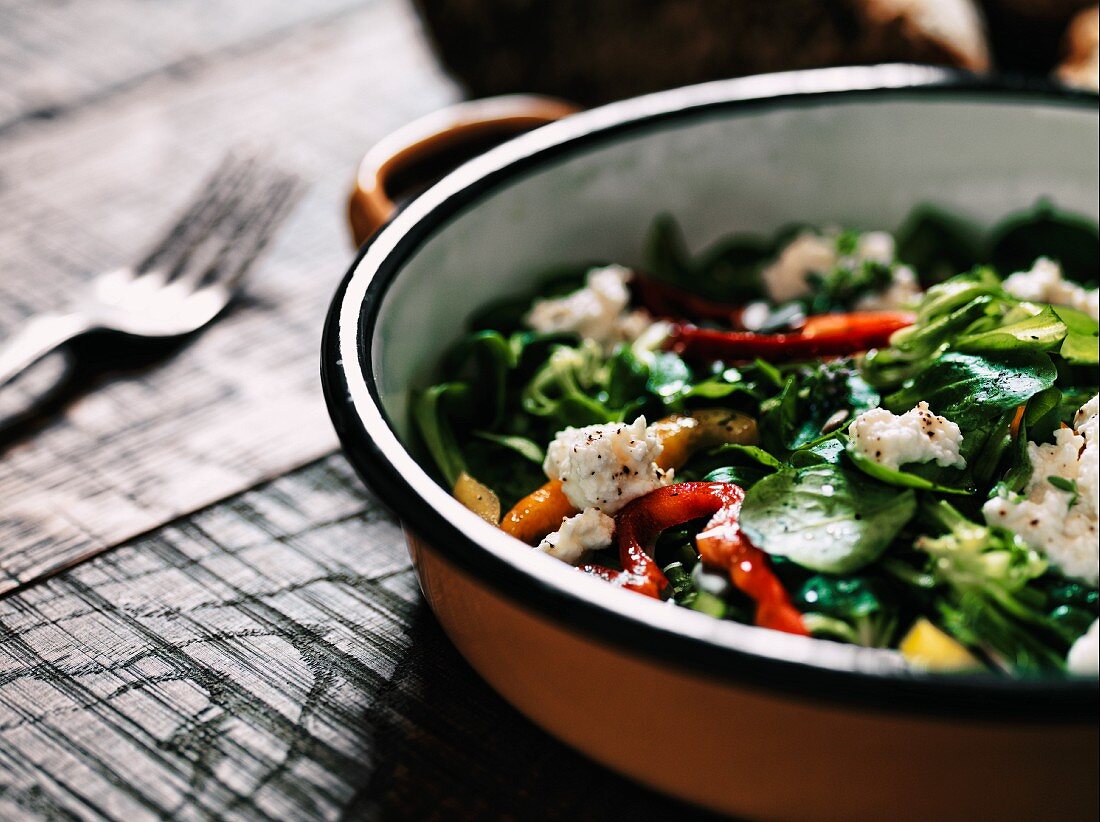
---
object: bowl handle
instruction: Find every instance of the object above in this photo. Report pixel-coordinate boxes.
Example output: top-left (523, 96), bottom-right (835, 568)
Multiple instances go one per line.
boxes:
top-left (348, 95), bottom-right (580, 247)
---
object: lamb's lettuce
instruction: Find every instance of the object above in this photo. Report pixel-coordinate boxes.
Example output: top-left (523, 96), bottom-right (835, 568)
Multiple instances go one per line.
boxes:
top-left (411, 382), bottom-right (471, 488)
top-left (845, 447), bottom-right (970, 495)
top-left (954, 304), bottom-right (1067, 353)
top-left (740, 464), bottom-right (917, 574)
top-left (910, 501), bottom-right (1070, 673)
top-left (1053, 306), bottom-right (1100, 366)
top-left (796, 575), bottom-right (899, 648)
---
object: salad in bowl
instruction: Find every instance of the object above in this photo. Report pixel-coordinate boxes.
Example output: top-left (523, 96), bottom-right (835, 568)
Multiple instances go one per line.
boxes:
top-left (412, 204), bottom-right (1100, 677)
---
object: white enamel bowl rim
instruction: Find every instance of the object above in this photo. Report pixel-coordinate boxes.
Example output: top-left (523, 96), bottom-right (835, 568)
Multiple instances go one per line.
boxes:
top-left (322, 64), bottom-right (1100, 722)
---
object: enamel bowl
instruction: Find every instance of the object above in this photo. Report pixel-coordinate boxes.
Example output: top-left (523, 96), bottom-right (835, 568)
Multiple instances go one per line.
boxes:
top-left (323, 66), bottom-right (1099, 820)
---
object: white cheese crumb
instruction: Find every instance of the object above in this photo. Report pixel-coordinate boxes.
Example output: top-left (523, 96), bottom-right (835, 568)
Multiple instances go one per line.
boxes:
top-left (854, 230), bottom-right (896, 265)
top-left (847, 401), bottom-right (966, 471)
top-left (536, 507), bottom-right (615, 564)
top-left (855, 265), bottom-right (923, 311)
top-left (760, 229), bottom-right (923, 308)
top-left (760, 231), bottom-right (838, 303)
top-left (525, 265), bottom-right (659, 351)
top-left (543, 415), bottom-right (672, 513)
top-left (1002, 257), bottom-right (1100, 322)
top-left (1067, 618), bottom-right (1099, 676)
top-left (982, 394), bottom-right (1100, 585)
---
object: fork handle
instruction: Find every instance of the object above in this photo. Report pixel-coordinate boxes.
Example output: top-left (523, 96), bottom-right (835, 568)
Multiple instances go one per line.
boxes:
top-left (0, 313), bottom-right (93, 389)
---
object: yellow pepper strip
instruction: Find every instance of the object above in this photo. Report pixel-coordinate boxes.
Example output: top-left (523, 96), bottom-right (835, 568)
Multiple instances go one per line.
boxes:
top-left (899, 618), bottom-right (982, 672)
top-left (650, 408), bottom-right (759, 471)
top-left (500, 410), bottom-right (758, 545)
top-left (453, 471), bottom-right (502, 525)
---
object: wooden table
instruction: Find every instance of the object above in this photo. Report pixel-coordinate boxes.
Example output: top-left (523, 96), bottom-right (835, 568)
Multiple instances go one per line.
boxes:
top-left (0, 1), bottom-right (711, 818)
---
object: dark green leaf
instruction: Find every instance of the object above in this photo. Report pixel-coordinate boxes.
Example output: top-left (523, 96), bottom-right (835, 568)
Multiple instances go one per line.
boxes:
top-left (442, 331), bottom-right (516, 429)
top-left (895, 204), bottom-right (982, 281)
top-left (758, 375), bottom-right (798, 452)
top-left (472, 431), bottom-right (545, 464)
top-left (988, 202), bottom-right (1099, 285)
top-left (645, 351), bottom-right (692, 401)
top-left (707, 443), bottom-right (783, 468)
top-left (702, 465), bottom-right (773, 489)
top-left (644, 214), bottom-right (694, 282)
top-left (884, 351), bottom-right (1057, 427)
top-left (411, 383), bottom-right (471, 487)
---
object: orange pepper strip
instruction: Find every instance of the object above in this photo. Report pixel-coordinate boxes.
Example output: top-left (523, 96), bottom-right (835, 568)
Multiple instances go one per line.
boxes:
top-left (1010, 404), bottom-right (1026, 439)
top-left (500, 411), bottom-right (758, 545)
top-left (501, 480), bottom-right (575, 543)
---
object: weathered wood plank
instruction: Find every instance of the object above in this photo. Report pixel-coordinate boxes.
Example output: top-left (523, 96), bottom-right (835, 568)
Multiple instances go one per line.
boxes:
top-left (0, 456), bottom-right (705, 820)
top-left (0, 0), bottom-right (457, 591)
top-left (0, 0), bottom-right (372, 131)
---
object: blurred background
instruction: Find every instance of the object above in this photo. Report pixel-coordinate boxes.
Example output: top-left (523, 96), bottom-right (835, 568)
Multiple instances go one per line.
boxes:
top-left (412, 0), bottom-right (1098, 102)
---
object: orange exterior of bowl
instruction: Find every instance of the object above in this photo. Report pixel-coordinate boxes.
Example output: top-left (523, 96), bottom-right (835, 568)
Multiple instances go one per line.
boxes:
top-left (406, 528), bottom-right (1099, 821)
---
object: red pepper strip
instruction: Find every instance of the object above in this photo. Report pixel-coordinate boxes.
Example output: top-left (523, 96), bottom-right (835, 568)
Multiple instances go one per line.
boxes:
top-left (633, 275), bottom-right (746, 327)
top-left (580, 482), bottom-right (808, 636)
top-left (667, 311), bottom-right (914, 363)
top-left (694, 491), bottom-right (809, 635)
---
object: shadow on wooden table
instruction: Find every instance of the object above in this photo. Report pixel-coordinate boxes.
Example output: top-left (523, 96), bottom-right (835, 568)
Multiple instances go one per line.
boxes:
top-left (0, 294), bottom-right (267, 454)
top-left (346, 601), bottom-right (724, 821)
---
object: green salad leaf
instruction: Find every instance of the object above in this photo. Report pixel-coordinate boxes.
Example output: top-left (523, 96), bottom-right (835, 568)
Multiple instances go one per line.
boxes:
top-left (884, 351), bottom-right (1057, 427)
top-left (911, 500), bottom-right (1069, 672)
top-left (954, 305), bottom-right (1067, 353)
top-left (411, 382), bottom-right (471, 488)
top-left (1053, 306), bottom-right (1100, 366)
top-left (797, 575), bottom-right (899, 648)
top-left (844, 447), bottom-right (970, 495)
top-left (472, 431), bottom-right (544, 464)
top-left (740, 464), bottom-right (917, 574)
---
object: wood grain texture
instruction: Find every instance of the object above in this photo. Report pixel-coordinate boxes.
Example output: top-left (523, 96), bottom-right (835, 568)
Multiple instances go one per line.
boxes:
top-left (0, 456), bottom-right (706, 820)
top-left (0, 0), bottom-right (366, 131)
top-left (0, 0), bottom-right (456, 592)
top-left (0, 2), bottom-right (714, 817)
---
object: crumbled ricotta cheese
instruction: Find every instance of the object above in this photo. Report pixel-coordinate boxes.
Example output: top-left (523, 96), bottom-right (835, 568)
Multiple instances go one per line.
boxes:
top-left (543, 415), bottom-right (672, 513)
top-left (760, 231), bottom-right (838, 303)
top-left (855, 265), bottom-right (923, 311)
top-left (982, 394), bottom-right (1100, 585)
top-left (847, 401), bottom-right (966, 471)
top-left (854, 231), bottom-right (896, 265)
top-left (525, 265), bottom-right (658, 351)
top-left (1067, 618), bottom-right (1099, 676)
top-left (629, 318), bottom-right (673, 362)
top-left (760, 229), bottom-right (923, 309)
top-left (1002, 257), bottom-right (1100, 322)
top-left (536, 507), bottom-right (615, 564)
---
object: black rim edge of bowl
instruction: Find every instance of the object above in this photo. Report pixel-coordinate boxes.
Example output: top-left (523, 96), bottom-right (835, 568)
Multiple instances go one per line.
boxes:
top-left (322, 65), bottom-right (1100, 723)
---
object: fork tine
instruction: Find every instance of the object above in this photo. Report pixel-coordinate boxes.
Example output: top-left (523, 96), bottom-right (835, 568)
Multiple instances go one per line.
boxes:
top-left (172, 164), bottom-right (304, 294)
top-left (134, 153), bottom-right (258, 277)
top-left (204, 176), bottom-right (305, 291)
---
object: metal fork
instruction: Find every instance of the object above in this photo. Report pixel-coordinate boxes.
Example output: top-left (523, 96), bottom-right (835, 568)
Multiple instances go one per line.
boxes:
top-left (0, 154), bottom-right (303, 389)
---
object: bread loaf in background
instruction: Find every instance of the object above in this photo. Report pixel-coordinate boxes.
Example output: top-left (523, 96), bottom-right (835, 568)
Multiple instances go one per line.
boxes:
top-left (412, 0), bottom-right (990, 106)
top-left (1058, 5), bottom-right (1099, 88)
